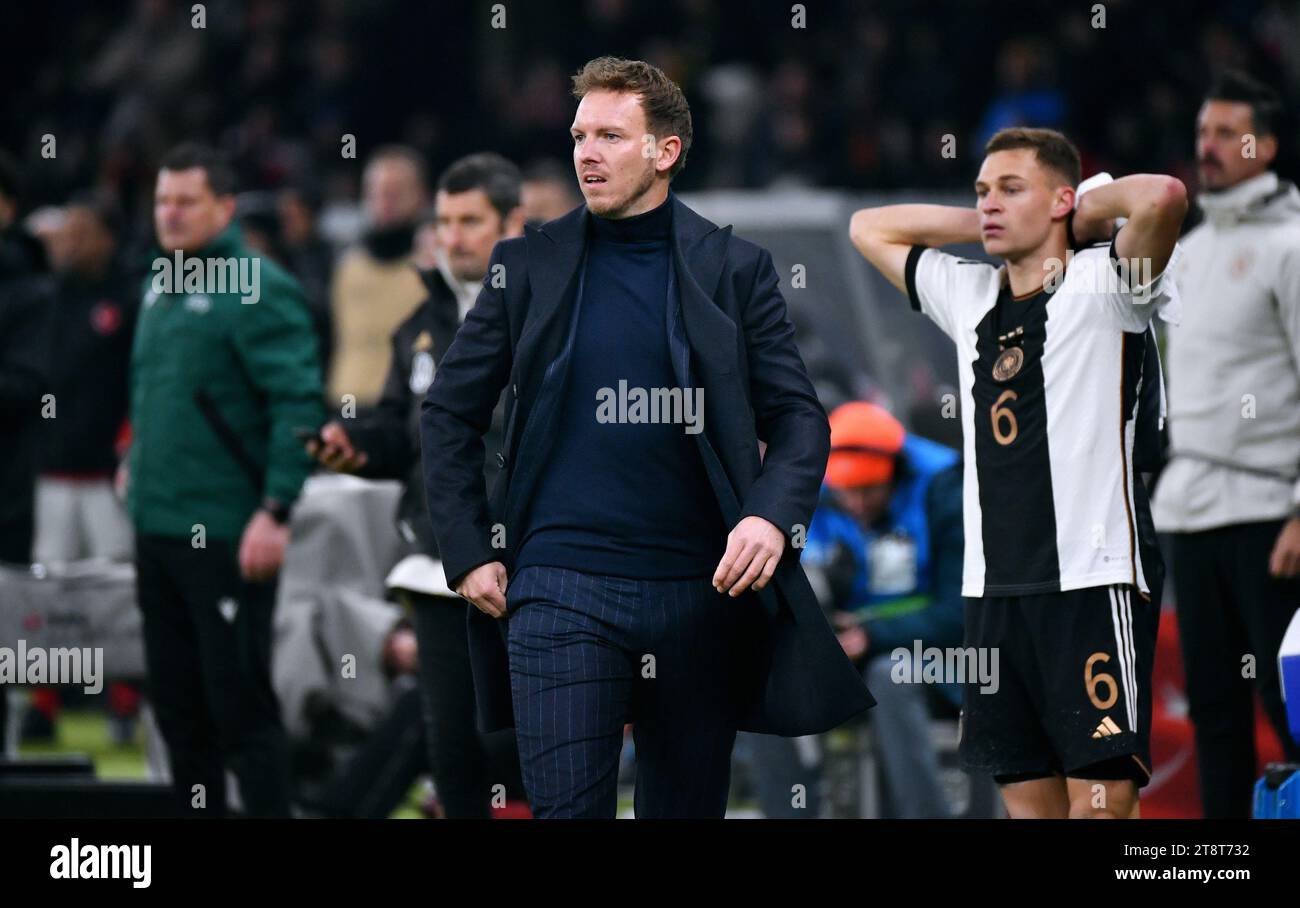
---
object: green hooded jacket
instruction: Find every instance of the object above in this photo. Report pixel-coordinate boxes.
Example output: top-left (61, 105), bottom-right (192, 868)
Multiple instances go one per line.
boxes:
top-left (128, 222), bottom-right (324, 541)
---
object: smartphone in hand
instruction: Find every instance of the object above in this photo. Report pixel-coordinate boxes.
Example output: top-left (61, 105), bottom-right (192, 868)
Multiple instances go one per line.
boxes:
top-left (293, 425), bottom-right (325, 446)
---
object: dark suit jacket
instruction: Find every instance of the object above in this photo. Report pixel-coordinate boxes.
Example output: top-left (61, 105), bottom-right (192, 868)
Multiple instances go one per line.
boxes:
top-left (347, 267), bottom-right (505, 558)
top-left (420, 195), bottom-right (875, 736)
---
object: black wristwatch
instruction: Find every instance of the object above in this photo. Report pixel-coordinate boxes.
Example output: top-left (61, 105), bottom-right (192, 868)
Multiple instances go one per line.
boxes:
top-left (262, 497), bottom-right (293, 526)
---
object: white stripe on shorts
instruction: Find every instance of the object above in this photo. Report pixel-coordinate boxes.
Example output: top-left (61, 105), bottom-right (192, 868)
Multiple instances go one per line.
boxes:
top-left (1108, 585), bottom-right (1136, 731)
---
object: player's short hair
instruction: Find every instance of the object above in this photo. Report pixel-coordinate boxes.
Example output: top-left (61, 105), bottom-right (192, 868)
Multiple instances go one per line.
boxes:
top-left (571, 56), bottom-right (693, 179)
top-left (366, 144), bottom-right (429, 191)
top-left (159, 143), bottom-right (238, 197)
top-left (436, 152), bottom-right (522, 222)
top-left (1205, 69), bottom-right (1283, 138)
top-left (985, 127), bottom-right (1082, 189)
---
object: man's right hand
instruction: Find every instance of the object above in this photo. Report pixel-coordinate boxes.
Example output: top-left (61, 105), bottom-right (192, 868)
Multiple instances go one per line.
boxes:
top-left (307, 422), bottom-right (368, 473)
top-left (457, 561), bottom-right (509, 618)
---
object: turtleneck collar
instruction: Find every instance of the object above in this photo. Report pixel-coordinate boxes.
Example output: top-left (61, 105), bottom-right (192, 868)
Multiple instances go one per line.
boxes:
top-left (588, 193), bottom-right (673, 244)
top-left (1197, 171), bottom-right (1279, 220)
top-left (435, 249), bottom-right (480, 323)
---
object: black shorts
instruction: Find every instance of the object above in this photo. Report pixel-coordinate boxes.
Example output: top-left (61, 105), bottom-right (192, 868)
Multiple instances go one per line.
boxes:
top-left (959, 583), bottom-right (1158, 787)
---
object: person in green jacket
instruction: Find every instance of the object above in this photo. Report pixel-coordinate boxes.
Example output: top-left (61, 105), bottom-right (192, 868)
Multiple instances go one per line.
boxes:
top-left (127, 143), bottom-right (323, 818)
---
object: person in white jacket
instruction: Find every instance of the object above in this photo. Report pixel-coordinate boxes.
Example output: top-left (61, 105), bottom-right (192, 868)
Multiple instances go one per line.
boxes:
top-left (1155, 70), bottom-right (1300, 818)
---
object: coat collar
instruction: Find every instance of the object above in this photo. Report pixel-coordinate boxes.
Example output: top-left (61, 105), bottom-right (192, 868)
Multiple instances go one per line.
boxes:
top-left (531, 192), bottom-right (725, 252)
top-left (520, 193), bottom-right (735, 376)
top-left (415, 266), bottom-right (465, 327)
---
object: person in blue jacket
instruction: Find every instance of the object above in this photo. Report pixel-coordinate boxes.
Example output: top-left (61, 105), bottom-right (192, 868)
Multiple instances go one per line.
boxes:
top-left (803, 401), bottom-right (965, 817)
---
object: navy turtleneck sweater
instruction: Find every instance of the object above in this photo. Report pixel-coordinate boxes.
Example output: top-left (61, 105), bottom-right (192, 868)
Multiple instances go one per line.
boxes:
top-left (515, 194), bottom-right (726, 578)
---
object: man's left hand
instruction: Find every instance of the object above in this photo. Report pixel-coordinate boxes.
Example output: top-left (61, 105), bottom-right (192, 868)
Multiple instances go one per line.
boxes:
top-left (239, 509), bottom-right (290, 582)
top-left (1268, 516), bottom-right (1300, 579)
top-left (713, 516), bottom-right (786, 597)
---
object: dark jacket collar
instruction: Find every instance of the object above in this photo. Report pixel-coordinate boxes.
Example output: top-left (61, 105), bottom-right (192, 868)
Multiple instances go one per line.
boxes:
top-left (533, 193), bottom-right (721, 250)
top-left (519, 193), bottom-right (735, 379)
top-left (415, 266), bottom-right (463, 326)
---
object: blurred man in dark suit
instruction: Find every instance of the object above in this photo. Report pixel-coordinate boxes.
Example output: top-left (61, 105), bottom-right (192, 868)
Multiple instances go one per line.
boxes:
top-left (308, 152), bottom-right (527, 817)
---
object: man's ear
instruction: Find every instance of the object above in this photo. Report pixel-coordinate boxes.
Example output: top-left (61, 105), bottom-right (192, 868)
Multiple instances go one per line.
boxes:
top-left (1258, 133), bottom-right (1279, 168)
top-left (1052, 185), bottom-right (1076, 221)
top-left (655, 135), bottom-right (682, 176)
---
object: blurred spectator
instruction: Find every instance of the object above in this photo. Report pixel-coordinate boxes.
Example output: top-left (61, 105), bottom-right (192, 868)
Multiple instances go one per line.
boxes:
top-left (25, 206), bottom-right (69, 268)
top-left (413, 208), bottom-right (440, 271)
top-left (277, 182), bottom-right (335, 373)
top-left (976, 38), bottom-right (1066, 147)
top-left (520, 158), bottom-right (582, 225)
top-left (307, 152), bottom-right (527, 818)
top-left (755, 402), bottom-right (968, 818)
top-left (0, 150), bottom-right (52, 566)
top-left (128, 142), bottom-right (323, 817)
top-left (235, 190), bottom-right (286, 263)
top-left (25, 192), bottom-right (140, 747)
top-left (0, 150), bottom-right (52, 753)
top-left (34, 192), bottom-right (137, 564)
top-left (326, 145), bottom-right (428, 409)
top-left (1154, 70), bottom-right (1300, 817)
top-left (11, 1), bottom-right (1295, 215)
top-left (295, 635), bottom-right (429, 819)
top-left (236, 187), bottom-right (331, 379)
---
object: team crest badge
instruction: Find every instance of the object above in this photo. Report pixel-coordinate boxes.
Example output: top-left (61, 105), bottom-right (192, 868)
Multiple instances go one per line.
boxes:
top-left (993, 347), bottom-right (1024, 382)
top-left (993, 325), bottom-right (1026, 382)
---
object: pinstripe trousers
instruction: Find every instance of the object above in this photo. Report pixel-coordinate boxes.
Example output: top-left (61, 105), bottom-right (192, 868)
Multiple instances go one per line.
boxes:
top-left (506, 564), bottom-right (740, 818)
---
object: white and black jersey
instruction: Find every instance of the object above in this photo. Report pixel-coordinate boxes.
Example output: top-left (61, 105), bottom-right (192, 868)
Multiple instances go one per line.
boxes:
top-left (904, 240), bottom-right (1181, 598)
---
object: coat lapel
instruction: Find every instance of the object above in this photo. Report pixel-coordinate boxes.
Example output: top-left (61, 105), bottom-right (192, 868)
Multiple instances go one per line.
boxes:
top-left (671, 197), bottom-right (736, 375)
top-left (515, 205), bottom-right (587, 391)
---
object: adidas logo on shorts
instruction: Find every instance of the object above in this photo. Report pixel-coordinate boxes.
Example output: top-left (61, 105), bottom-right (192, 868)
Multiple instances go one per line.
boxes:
top-left (1091, 715), bottom-right (1124, 738)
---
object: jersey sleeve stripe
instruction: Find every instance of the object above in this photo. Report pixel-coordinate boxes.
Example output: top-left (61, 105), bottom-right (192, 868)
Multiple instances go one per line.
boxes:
top-left (904, 244), bottom-right (927, 312)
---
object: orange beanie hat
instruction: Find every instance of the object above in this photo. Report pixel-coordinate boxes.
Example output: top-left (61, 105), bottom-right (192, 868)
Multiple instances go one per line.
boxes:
top-left (824, 401), bottom-right (906, 489)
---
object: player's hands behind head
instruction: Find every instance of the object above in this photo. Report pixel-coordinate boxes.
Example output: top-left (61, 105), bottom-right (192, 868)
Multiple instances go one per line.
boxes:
top-left (1068, 171), bottom-right (1116, 248)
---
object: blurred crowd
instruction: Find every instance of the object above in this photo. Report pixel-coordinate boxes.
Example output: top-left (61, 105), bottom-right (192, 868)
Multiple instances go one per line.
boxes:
top-left (4, 0), bottom-right (1299, 237)
top-left (2, 0), bottom-right (1299, 819)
